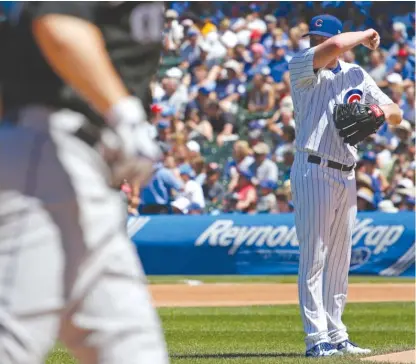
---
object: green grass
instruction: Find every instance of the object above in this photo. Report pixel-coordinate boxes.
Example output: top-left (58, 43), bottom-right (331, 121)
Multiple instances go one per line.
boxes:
top-left (147, 275), bottom-right (415, 285)
top-left (47, 302), bottom-right (415, 363)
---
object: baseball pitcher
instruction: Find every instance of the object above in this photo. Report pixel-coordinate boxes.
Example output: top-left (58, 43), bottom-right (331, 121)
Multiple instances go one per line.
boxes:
top-left (289, 14), bottom-right (402, 357)
top-left (0, 2), bottom-right (169, 363)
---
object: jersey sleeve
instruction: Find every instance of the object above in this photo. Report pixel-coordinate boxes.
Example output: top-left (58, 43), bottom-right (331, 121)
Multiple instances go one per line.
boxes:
top-left (288, 47), bottom-right (317, 90)
top-left (362, 69), bottom-right (394, 105)
top-left (26, 2), bottom-right (99, 23)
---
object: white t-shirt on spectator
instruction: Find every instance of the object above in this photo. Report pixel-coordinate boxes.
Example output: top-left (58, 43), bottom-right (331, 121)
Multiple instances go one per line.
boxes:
top-left (377, 149), bottom-right (392, 169)
top-left (183, 180), bottom-right (206, 208)
top-left (247, 19), bottom-right (267, 33)
top-left (165, 21), bottom-right (184, 51)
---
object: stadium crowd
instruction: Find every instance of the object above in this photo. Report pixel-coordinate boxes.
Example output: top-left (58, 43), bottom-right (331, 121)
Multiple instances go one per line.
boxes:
top-left (122, 1), bottom-right (415, 216)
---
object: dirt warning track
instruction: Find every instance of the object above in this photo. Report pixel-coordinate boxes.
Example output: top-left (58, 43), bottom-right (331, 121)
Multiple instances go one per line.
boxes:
top-left (150, 283), bottom-right (415, 307)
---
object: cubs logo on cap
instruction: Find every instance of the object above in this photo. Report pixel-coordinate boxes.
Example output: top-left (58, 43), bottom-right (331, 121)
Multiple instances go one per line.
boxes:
top-left (303, 14), bottom-right (343, 38)
top-left (344, 89), bottom-right (363, 104)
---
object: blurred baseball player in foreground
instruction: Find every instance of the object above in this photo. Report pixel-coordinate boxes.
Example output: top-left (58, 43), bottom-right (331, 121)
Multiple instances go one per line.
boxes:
top-left (289, 15), bottom-right (402, 357)
top-left (0, 2), bottom-right (169, 363)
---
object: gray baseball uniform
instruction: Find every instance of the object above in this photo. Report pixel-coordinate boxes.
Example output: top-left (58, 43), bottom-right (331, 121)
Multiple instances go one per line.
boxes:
top-left (0, 2), bottom-right (168, 363)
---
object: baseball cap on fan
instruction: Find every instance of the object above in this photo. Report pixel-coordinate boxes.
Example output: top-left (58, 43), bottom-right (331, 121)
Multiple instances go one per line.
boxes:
top-left (303, 14), bottom-right (343, 38)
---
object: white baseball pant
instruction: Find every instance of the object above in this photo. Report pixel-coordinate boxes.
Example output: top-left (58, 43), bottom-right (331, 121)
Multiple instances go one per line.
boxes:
top-left (0, 106), bottom-right (169, 364)
top-left (290, 151), bottom-right (357, 350)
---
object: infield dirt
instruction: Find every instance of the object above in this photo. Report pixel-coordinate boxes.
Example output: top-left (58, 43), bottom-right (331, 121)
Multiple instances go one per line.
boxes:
top-left (150, 283), bottom-right (415, 307)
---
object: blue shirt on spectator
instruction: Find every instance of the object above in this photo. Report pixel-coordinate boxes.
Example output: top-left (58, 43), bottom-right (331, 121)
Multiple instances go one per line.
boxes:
top-left (268, 58), bottom-right (289, 83)
top-left (180, 43), bottom-right (202, 65)
top-left (244, 59), bottom-right (269, 81)
top-left (215, 78), bottom-right (246, 100)
top-left (386, 57), bottom-right (415, 81)
top-left (141, 165), bottom-right (183, 205)
top-left (260, 33), bottom-right (274, 53)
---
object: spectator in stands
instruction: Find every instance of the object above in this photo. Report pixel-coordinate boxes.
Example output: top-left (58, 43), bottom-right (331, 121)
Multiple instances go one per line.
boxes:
top-left (180, 28), bottom-right (202, 69)
top-left (246, 4), bottom-right (267, 33)
top-left (214, 60), bottom-right (246, 112)
top-left (269, 107), bottom-right (295, 143)
top-left (140, 163), bottom-right (183, 215)
top-left (387, 48), bottom-right (415, 84)
top-left (287, 26), bottom-right (305, 55)
top-left (401, 86), bottom-right (415, 124)
top-left (202, 162), bottom-right (225, 204)
top-left (190, 155), bottom-right (206, 185)
top-left (272, 28), bottom-right (289, 49)
top-left (203, 99), bottom-right (236, 146)
top-left (368, 49), bottom-right (387, 84)
top-left (261, 15), bottom-right (278, 52)
top-left (163, 9), bottom-right (183, 55)
top-left (391, 120), bottom-right (412, 153)
top-left (158, 73), bottom-right (188, 118)
top-left (247, 72), bottom-right (275, 113)
top-left (225, 169), bottom-right (257, 214)
top-left (233, 43), bottom-right (252, 64)
top-left (186, 140), bottom-right (201, 160)
top-left (276, 191), bottom-right (292, 213)
top-left (247, 127), bottom-right (263, 148)
top-left (156, 119), bottom-right (172, 152)
top-left (225, 140), bottom-right (255, 191)
top-left (249, 142), bottom-right (279, 185)
top-left (187, 62), bottom-right (210, 98)
top-left (268, 45), bottom-right (289, 84)
top-left (360, 152), bottom-right (387, 206)
top-left (275, 125), bottom-right (295, 152)
top-left (257, 180), bottom-right (278, 213)
top-left (185, 85), bottom-right (210, 120)
top-left (176, 163), bottom-right (206, 211)
top-left (357, 187), bottom-right (376, 212)
top-left (244, 43), bottom-right (268, 81)
top-left (202, 31), bottom-right (227, 68)
top-left (388, 22), bottom-right (412, 57)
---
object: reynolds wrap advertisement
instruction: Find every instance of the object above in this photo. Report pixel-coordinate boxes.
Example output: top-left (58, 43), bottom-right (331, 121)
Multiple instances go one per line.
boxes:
top-left (127, 212), bottom-right (415, 277)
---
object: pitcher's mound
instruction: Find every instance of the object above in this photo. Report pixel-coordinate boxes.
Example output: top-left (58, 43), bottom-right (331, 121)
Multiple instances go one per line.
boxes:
top-left (362, 350), bottom-right (415, 363)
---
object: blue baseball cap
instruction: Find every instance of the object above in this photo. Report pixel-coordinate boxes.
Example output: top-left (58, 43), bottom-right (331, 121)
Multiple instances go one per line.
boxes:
top-left (157, 119), bottom-right (171, 129)
top-left (187, 28), bottom-right (199, 37)
top-left (249, 4), bottom-right (261, 13)
top-left (188, 202), bottom-right (203, 211)
top-left (198, 86), bottom-right (211, 95)
top-left (303, 14), bottom-right (343, 38)
top-left (179, 164), bottom-right (195, 178)
top-left (362, 151), bottom-right (377, 163)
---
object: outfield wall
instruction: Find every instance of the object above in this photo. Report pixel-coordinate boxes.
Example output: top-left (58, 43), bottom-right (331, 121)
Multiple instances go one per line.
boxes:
top-left (128, 212), bottom-right (415, 277)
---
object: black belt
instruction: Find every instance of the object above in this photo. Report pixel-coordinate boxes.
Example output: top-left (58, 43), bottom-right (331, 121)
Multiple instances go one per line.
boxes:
top-left (307, 155), bottom-right (355, 172)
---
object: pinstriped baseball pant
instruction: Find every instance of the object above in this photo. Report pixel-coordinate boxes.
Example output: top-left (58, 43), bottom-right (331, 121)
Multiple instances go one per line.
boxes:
top-left (0, 107), bottom-right (169, 364)
top-left (290, 151), bottom-right (357, 350)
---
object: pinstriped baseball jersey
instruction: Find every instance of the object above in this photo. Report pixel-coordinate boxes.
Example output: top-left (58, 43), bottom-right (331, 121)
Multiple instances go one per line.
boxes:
top-left (289, 47), bottom-right (393, 165)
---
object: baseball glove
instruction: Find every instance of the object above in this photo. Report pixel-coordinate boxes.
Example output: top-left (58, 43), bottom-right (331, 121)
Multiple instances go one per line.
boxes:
top-left (333, 103), bottom-right (386, 146)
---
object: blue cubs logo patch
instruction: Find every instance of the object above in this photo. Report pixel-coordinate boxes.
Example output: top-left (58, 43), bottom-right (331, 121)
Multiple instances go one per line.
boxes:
top-left (344, 89), bottom-right (363, 104)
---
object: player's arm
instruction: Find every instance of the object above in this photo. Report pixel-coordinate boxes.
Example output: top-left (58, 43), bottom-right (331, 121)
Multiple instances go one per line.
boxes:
top-left (379, 103), bottom-right (402, 126)
top-left (33, 14), bottom-right (129, 117)
top-left (313, 29), bottom-right (380, 69)
top-left (362, 69), bottom-right (402, 126)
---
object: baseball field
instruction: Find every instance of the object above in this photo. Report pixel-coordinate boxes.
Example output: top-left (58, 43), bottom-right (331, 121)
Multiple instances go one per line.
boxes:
top-left (47, 275), bottom-right (415, 364)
